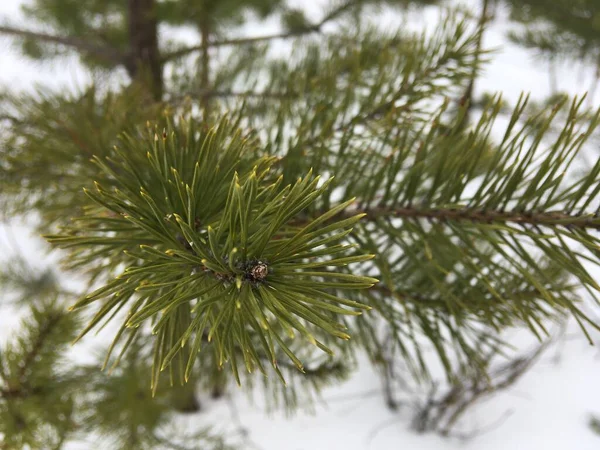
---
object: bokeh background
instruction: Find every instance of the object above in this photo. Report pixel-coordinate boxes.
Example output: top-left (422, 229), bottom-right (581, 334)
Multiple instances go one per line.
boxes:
top-left (1, 1), bottom-right (599, 449)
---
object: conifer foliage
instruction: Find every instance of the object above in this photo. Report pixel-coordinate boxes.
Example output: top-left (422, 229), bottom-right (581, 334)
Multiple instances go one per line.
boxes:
top-left (1, 0), bottom-right (600, 448)
top-left (47, 116), bottom-right (375, 390)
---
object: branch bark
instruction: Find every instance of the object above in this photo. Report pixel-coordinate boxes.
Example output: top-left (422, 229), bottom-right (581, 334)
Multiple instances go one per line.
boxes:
top-left (358, 205), bottom-right (600, 230)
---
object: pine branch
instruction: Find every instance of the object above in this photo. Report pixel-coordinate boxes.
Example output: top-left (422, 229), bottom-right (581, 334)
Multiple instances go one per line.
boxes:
top-left (292, 25), bottom-right (477, 153)
top-left (0, 312), bottom-right (62, 399)
top-left (160, 0), bottom-right (361, 62)
top-left (344, 205), bottom-right (600, 230)
top-left (17, 312), bottom-right (62, 382)
top-left (46, 117), bottom-right (375, 385)
top-left (0, 25), bottom-right (126, 66)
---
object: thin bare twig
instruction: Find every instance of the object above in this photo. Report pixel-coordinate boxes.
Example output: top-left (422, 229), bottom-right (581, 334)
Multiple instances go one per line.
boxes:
top-left (412, 334), bottom-right (556, 436)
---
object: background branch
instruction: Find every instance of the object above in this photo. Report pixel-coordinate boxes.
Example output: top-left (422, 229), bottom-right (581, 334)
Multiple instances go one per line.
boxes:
top-left (161, 0), bottom-right (360, 62)
top-left (0, 25), bottom-right (126, 66)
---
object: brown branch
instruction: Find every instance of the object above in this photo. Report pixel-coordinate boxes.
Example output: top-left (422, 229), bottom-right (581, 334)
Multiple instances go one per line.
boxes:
top-left (0, 25), bottom-right (126, 66)
top-left (357, 206), bottom-right (600, 230)
top-left (161, 0), bottom-right (360, 62)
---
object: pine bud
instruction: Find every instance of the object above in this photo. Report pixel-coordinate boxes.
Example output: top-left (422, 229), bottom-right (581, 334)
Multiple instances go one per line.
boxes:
top-left (248, 261), bottom-right (268, 281)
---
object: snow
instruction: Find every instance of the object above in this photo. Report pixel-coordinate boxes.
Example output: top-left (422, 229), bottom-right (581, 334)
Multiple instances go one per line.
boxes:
top-left (1, 1), bottom-right (600, 449)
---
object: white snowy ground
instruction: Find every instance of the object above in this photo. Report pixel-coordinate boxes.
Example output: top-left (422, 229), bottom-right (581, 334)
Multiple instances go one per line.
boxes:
top-left (1, 1), bottom-right (600, 449)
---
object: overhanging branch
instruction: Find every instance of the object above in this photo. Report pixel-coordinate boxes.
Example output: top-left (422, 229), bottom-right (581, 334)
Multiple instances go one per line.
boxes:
top-left (161, 0), bottom-right (361, 62)
top-left (0, 25), bottom-right (126, 66)
top-left (161, 27), bottom-right (319, 62)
